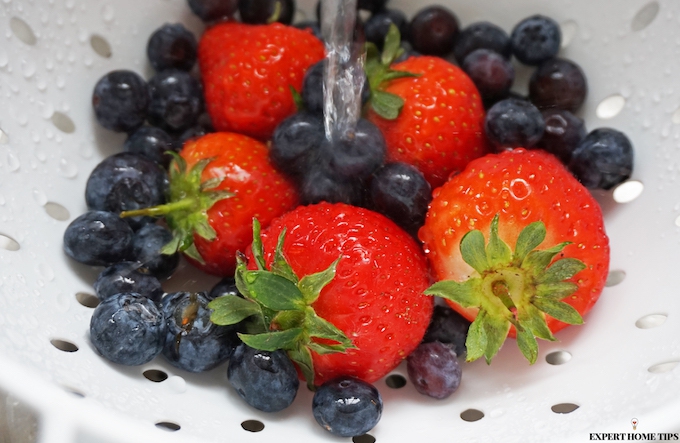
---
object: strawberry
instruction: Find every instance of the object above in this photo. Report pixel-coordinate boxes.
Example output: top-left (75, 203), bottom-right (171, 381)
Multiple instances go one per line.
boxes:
top-left (419, 148), bottom-right (609, 363)
top-left (365, 26), bottom-right (490, 189)
top-left (198, 21), bottom-right (325, 141)
top-left (122, 132), bottom-right (298, 277)
top-left (209, 203), bottom-right (434, 387)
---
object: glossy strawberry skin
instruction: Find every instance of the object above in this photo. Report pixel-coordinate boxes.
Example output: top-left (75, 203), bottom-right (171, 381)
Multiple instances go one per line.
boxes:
top-left (249, 202), bottom-right (434, 385)
top-left (420, 148), bottom-right (609, 335)
top-left (367, 56), bottom-right (490, 189)
top-left (198, 22), bottom-right (325, 141)
top-left (182, 132), bottom-right (298, 276)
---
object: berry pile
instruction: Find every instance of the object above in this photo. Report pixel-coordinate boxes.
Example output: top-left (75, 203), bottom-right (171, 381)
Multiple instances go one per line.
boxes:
top-left (63, 0), bottom-right (634, 438)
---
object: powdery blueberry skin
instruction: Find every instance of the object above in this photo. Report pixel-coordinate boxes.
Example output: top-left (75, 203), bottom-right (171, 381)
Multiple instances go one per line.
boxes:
top-left (461, 48), bottom-right (515, 103)
top-left (535, 109), bottom-right (587, 165)
top-left (484, 98), bottom-right (545, 150)
top-left (92, 70), bottom-right (150, 133)
top-left (422, 305), bottom-right (471, 358)
top-left (161, 292), bottom-right (240, 373)
top-left (270, 111), bottom-right (325, 179)
top-left (312, 376), bottom-right (383, 437)
top-left (568, 128), bottom-right (634, 190)
top-left (529, 58), bottom-right (588, 113)
top-left (406, 341), bottom-right (462, 399)
top-left (407, 6), bottom-right (460, 56)
top-left (124, 126), bottom-right (175, 168)
top-left (510, 15), bottom-right (561, 66)
top-left (227, 344), bottom-right (299, 412)
top-left (187, 0), bottom-right (238, 22)
top-left (63, 210), bottom-right (134, 266)
top-left (147, 23), bottom-right (198, 72)
top-left (454, 21), bottom-right (512, 63)
top-left (147, 69), bottom-right (204, 133)
top-left (94, 261), bottom-right (164, 303)
top-left (131, 224), bottom-right (180, 280)
top-left (90, 293), bottom-right (166, 366)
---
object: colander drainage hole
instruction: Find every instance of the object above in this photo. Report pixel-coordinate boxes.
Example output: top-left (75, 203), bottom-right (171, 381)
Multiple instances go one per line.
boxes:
top-left (0, 234), bottom-right (20, 251)
top-left (143, 369), bottom-right (168, 382)
top-left (631, 1), bottom-right (660, 32)
top-left (353, 434), bottom-right (376, 443)
top-left (241, 419), bottom-right (265, 432)
top-left (51, 112), bottom-right (76, 134)
top-left (50, 339), bottom-right (78, 352)
top-left (9, 17), bottom-right (37, 46)
top-left (605, 270), bottom-right (626, 287)
top-left (76, 292), bottom-right (100, 308)
top-left (546, 350), bottom-right (572, 365)
top-left (63, 387), bottom-right (85, 398)
top-left (155, 421), bottom-right (180, 432)
top-left (90, 34), bottom-right (112, 58)
top-left (551, 403), bottom-right (579, 414)
top-left (385, 374), bottom-right (407, 389)
top-left (460, 409), bottom-right (484, 422)
top-left (648, 360), bottom-right (679, 374)
top-left (0, 127), bottom-right (9, 144)
top-left (44, 202), bottom-right (70, 221)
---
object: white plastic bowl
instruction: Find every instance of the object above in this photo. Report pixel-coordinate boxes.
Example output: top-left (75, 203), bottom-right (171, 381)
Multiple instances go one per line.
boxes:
top-left (1, 0), bottom-right (679, 442)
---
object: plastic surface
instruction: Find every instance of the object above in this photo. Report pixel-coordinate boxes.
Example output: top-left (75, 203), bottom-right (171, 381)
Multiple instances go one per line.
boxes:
top-left (0, 0), bottom-right (679, 442)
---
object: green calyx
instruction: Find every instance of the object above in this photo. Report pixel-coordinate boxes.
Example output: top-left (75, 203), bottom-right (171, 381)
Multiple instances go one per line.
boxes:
top-left (120, 152), bottom-right (233, 264)
top-left (365, 23), bottom-right (420, 120)
top-left (208, 220), bottom-right (355, 389)
top-left (424, 214), bottom-right (586, 364)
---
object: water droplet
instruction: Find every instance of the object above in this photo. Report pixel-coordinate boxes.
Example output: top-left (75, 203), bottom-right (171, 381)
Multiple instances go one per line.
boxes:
top-left (78, 142), bottom-right (93, 159)
top-left (56, 76), bottom-right (66, 89)
top-left (560, 20), bottom-right (578, 48)
top-left (635, 314), bottom-right (667, 329)
top-left (21, 60), bottom-right (36, 78)
top-left (0, 51), bottom-right (8, 68)
top-left (32, 188), bottom-right (47, 206)
top-left (0, 128), bottom-right (9, 144)
top-left (58, 157), bottom-right (77, 178)
top-left (101, 4), bottom-right (114, 22)
top-left (6, 150), bottom-right (20, 172)
top-left (0, 193), bottom-right (6, 205)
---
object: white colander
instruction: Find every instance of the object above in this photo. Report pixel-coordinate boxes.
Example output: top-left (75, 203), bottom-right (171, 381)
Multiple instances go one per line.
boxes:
top-left (1, 0), bottom-right (679, 442)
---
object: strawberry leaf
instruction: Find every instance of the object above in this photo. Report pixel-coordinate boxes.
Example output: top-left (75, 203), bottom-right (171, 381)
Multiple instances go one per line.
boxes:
top-left (305, 310), bottom-right (355, 348)
top-left (537, 258), bottom-right (586, 284)
top-left (487, 214), bottom-right (512, 267)
top-left (481, 313), bottom-right (511, 364)
top-left (298, 257), bottom-right (341, 304)
top-left (381, 23), bottom-right (402, 66)
top-left (289, 85), bottom-right (305, 112)
top-left (241, 271), bottom-right (305, 311)
top-left (288, 344), bottom-right (315, 390)
top-left (209, 295), bottom-right (262, 326)
top-left (517, 303), bottom-right (555, 341)
top-left (270, 228), bottom-right (298, 283)
top-left (532, 298), bottom-right (584, 325)
top-left (513, 220), bottom-right (546, 266)
top-left (535, 281), bottom-right (579, 300)
top-left (250, 219), bottom-right (267, 271)
top-left (465, 311), bottom-right (488, 362)
top-left (238, 328), bottom-right (304, 351)
top-left (371, 90), bottom-right (404, 120)
top-left (424, 278), bottom-right (481, 307)
top-left (516, 327), bottom-right (539, 364)
top-left (522, 242), bottom-right (570, 276)
top-left (460, 229), bottom-right (489, 274)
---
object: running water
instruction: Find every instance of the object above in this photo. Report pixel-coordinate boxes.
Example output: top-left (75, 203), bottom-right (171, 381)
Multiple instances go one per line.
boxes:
top-left (320, 0), bottom-right (365, 143)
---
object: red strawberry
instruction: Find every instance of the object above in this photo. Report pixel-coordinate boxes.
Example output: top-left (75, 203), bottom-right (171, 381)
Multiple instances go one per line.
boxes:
top-left (198, 22), bottom-right (325, 140)
top-left (419, 148), bottom-right (609, 363)
top-left (210, 202), bottom-right (434, 387)
top-left (364, 26), bottom-right (490, 189)
top-left (122, 132), bottom-right (298, 277)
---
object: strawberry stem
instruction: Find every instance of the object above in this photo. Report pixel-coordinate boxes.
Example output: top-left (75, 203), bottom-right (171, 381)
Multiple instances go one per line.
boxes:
top-left (120, 197), bottom-right (197, 218)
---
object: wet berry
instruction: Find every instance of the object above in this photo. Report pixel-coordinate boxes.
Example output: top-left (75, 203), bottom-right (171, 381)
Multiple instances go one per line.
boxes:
top-left (453, 21), bottom-right (511, 63)
top-left (131, 224), bottom-right (181, 280)
top-left (510, 15), bottom-right (561, 66)
top-left (124, 126), bottom-right (175, 168)
top-left (147, 69), bottom-right (203, 134)
top-left (535, 109), bottom-right (587, 164)
top-left (299, 163), bottom-right (365, 206)
top-left (365, 9), bottom-right (408, 49)
top-left (529, 58), bottom-right (588, 113)
top-left (407, 6), bottom-right (460, 56)
top-left (320, 118), bottom-right (386, 180)
top-left (187, 0), bottom-right (238, 22)
top-left (94, 261), bottom-right (164, 303)
top-left (238, 0), bottom-right (295, 25)
top-left (270, 112), bottom-right (325, 179)
top-left (63, 211), bottom-right (134, 266)
top-left (208, 277), bottom-right (240, 300)
top-left (301, 61), bottom-right (370, 115)
top-left (461, 49), bottom-right (515, 103)
top-left (568, 128), bottom-right (634, 190)
top-left (407, 341), bottom-right (462, 399)
top-left (484, 98), bottom-right (545, 150)
top-left (422, 305), bottom-right (470, 359)
top-left (147, 23), bottom-right (198, 72)
top-left (92, 70), bottom-right (150, 133)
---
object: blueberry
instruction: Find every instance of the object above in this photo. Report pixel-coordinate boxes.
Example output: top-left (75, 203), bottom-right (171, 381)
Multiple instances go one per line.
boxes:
top-left (357, 0), bottom-right (388, 13)
top-left (161, 292), bottom-right (240, 373)
top-left (187, 0), bottom-right (238, 22)
top-left (94, 261), bottom-right (164, 303)
top-left (238, 0), bottom-right (295, 25)
top-left (312, 376), bottom-right (383, 437)
top-left (529, 58), bottom-right (588, 113)
top-left (461, 48), bottom-right (515, 103)
top-left (174, 113), bottom-right (215, 150)
top-left (365, 9), bottom-right (408, 49)
top-left (422, 305), bottom-right (470, 358)
top-left (299, 164), bottom-right (366, 207)
top-left (124, 126), bottom-right (175, 168)
top-left (208, 277), bottom-right (240, 300)
top-left (454, 21), bottom-right (512, 63)
top-left (406, 341), bottom-right (462, 399)
top-left (369, 162), bottom-right (431, 237)
top-left (407, 6), bottom-right (460, 56)
top-left (321, 118), bottom-right (386, 180)
top-left (484, 98), bottom-right (545, 150)
top-left (535, 109), bottom-right (587, 165)
top-left (510, 15), bottom-right (561, 66)
top-left (90, 293), bottom-right (166, 366)
top-left (92, 70), bottom-right (150, 133)
top-left (568, 128), bottom-right (634, 190)
top-left (270, 112), bottom-right (325, 179)
top-left (63, 211), bottom-right (134, 266)
top-left (148, 70), bottom-right (203, 134)
top-left (147, 24), bottom-right (197, 72)
top-left (85, 152), bottom-right (169, 230)
top-left (131, 223), bottom-right (180, 280)
top-left (301, 61), bottom-right (370, 115)
top-left (228, 344), bottom-right (299, 412)
top-left (294, 21), bottom-right (322, 40)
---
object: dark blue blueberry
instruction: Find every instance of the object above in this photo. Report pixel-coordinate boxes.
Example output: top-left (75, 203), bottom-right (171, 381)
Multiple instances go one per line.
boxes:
top-left (454, 21), bottom-right (512, 63)
top-left (187, 0), bottom-right (238, 22)
top-left (406, 341), bottom-right (462, 399)
top-left (147, 24), bottom-right (197, 72)
top-left (270, 112), bottom-right (325, 179)
top-left (174, 113), bottom-right (215, 151)
top-left (529, 58), bottom-right (588, 113)
top-left (510, 15), bottom-right (561, 66)
top-left (312, 376), bottom-right (382, 437)
top-left (407, 6), bottom-right (460, 56)
top-left (63, 211), bottom-right (134, 266)
top-left (369, 162), bottom-right (431, 237)
top-left (568, 128), bottom-right (634, 190)
top-left (365, 9), bottom-right (408, 49)
top-left (208, 277), bottom-right (240, 300)
top-left (484, 98), bottom-right (545, 150)
top-left (124, 126), bottom-right (175, 168)
top-left (301, 61), bottom-right (370, 115)
top-left (238, 0), bottom-right (295, 25)
top-left (228, 344), bottom-right (299, 412)
top-left (161, 292), bottom-right (240, 373)
top-left (90, 293), bottom-right (166, 366)
top-left (358, 0), bottom-right (388, 13)
top-left (299, 164), bottom-right (366, 207)
top-left (94, 261), bottom-right (164, 303)
top-left (85, 152), bottom-right (169, 230)
top-left (462, 49), bottom-right (515, 103)
top-left (92, 70), bottom-right (149, 133)
top-left (422, 305), bottom-right (470, 359)
top-left (294, 21), bottom-right (322, 40)
top-left (321, 118), bottom-right (386, 180)
top-left (535, 109), bottom-right (587, 165)
top-left (148, 70), bottom-right (203, 134)
top-left (131, 223), bottom-right (180, 280)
